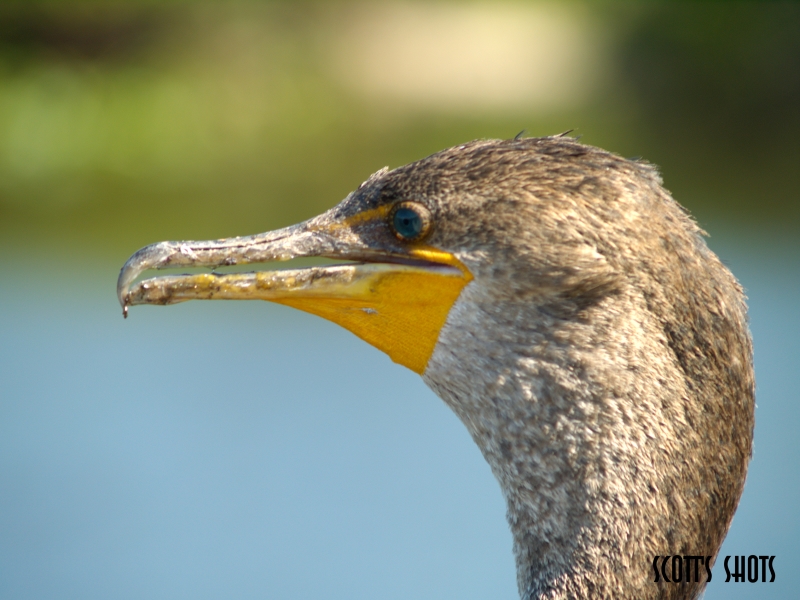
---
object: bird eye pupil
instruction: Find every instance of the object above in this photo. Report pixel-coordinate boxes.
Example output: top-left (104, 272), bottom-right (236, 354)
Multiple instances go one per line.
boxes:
top-left (393, 207), bottom-right (423, 239)
top-left (388, 201), bottom-right (432, 241)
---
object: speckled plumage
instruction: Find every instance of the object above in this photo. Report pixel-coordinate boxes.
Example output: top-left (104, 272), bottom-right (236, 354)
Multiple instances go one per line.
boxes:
top-left (362, 138), bottom-right (754, 599)
top-left (119, 136), bottom-right (755, 600)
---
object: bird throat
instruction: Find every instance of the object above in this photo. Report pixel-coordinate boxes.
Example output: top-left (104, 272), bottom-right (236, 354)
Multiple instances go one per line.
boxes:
top-left (270, 264), bottom-right (470, 374)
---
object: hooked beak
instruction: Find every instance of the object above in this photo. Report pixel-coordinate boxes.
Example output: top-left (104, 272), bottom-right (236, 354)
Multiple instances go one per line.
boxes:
top-left (117, 206), bottom-right (472, 374)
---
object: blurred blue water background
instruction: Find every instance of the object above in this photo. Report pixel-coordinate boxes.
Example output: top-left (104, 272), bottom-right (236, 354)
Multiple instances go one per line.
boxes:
top-left (2, 2), bottom-right (799, 598)
top-left (1, 228), bottom-right (798, 600)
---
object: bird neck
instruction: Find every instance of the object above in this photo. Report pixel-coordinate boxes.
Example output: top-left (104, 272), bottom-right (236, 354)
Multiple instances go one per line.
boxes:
top-left (424, 285), bottom-right (704, 599)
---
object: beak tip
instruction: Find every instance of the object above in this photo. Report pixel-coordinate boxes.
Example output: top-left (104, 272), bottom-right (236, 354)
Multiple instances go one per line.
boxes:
top-left (117, 241), bottom-right (169, 310)
top-left (116, 268), bottom-right (131, 309)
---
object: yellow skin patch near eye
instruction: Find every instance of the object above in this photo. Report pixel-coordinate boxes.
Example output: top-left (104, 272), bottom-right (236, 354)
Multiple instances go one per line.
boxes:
top-left (336, 205), bottom-right (393, 229)
top-left (124, 244), bottom-right (473, 374)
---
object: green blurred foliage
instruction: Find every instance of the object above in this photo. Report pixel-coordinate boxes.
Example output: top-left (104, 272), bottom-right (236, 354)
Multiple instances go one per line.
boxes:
top-left (0, 1), bottom-right (798, 264)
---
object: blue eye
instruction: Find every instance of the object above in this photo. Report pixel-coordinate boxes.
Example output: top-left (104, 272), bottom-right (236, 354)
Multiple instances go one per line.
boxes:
top-left (390, 202), bottom-right (432, 241)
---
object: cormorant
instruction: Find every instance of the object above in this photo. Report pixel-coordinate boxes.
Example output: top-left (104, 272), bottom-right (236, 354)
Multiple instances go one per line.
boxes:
top-left (118, 137), bottom-right (754, 600)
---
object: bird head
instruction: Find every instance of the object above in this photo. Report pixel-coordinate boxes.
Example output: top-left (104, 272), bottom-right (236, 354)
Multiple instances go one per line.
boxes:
top-left (118, 136), bottom-right (754, 600)
top-left (117, 137), bottom-right (655, 374)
